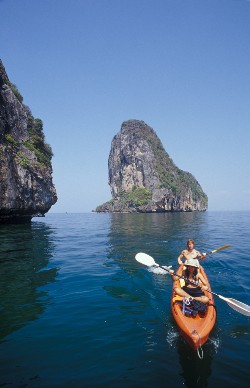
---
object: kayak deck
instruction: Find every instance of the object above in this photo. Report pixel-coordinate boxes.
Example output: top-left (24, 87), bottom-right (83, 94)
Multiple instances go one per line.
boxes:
top-left (171, 266), bottom-right (216, 350)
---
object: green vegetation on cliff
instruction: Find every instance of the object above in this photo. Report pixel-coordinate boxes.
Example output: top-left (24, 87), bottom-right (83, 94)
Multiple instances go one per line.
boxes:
top-left (2, 79), bottom-right (53, 168)
top-left (25, 117), bottom-right (53, 166)
top-left (119, 187), bottom-right (152, 206)
top-left (7, 81), bottom-right (23, 103)
top-left (142, 125), bottom-right (207, 204)
top-left (4, 104), bottom-right (53, 168)
top-left (96, 187), bottom-right (152, 211)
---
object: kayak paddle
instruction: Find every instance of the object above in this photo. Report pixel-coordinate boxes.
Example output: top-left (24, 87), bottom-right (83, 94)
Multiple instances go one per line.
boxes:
top-left (203, 245), bottom-right (231, 257)
top-left (206, 292), bottom-right (250, 316)
top-left (135, 252), bottom-right (250, 317)
top-left (136, 252), bottom-right (197, 283)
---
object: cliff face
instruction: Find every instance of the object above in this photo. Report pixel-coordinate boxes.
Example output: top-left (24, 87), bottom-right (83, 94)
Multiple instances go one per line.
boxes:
top-left (0, 59), bottom-right (57, 222)
top-left (96, 120), bottom-right (208, 212)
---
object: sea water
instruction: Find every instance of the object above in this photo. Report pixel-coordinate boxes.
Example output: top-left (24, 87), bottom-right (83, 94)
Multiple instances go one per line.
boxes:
top-left (0, 212), bottom-right (249, 387)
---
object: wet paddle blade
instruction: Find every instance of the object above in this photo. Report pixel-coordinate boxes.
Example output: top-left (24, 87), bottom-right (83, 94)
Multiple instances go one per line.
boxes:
top-left (210, 245), bottom-right (231, 254)
top-left (135, 252), bottom-right (158, 267)
top-left (219, 296), bottom-right (250, 316)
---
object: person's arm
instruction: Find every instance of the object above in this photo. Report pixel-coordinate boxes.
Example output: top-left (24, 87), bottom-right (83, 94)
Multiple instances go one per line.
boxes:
top-left (196, 250), bottom-right (206, 261)
top-left (198, 273), bottom-right (208, 290)
top-left (177, 251), bottom-right (185, 265)
top-left (169, 269), bottom-right (179, 282)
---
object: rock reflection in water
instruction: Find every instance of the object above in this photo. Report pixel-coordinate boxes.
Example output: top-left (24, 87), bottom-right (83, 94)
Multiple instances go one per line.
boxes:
top-left (0, 221), bottom-right (57, 341)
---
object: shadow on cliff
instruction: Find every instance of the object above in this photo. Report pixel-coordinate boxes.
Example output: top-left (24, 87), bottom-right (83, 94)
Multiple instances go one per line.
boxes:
top-left (0, 221), bottom-right (57, 341)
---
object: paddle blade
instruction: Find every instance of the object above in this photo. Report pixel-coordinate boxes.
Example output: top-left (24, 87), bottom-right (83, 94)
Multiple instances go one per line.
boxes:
top-left (219, 296), bottom-right (250, 316)
top-left (135, 252), bottom-right (158, 267)
top-left (210, 245), bottom-right (231, 254)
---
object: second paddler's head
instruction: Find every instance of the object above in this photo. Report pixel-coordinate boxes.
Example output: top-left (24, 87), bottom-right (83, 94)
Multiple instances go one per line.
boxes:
top-left (187, 239), bottom-right (195, 251)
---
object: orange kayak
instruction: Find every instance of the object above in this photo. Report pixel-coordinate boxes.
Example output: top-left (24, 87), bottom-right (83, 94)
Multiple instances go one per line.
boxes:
top-left (171, 266), bottom-right (216, 350)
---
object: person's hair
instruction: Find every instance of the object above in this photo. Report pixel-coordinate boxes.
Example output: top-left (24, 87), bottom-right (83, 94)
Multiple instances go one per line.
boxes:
top-left (185, 266), bottom-right (197, 279)
top-left (187, 239), bottom-right (195, 246)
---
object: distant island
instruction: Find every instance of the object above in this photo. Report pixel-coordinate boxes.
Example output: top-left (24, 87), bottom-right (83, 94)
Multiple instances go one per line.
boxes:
top-left (0, 59), bottom-right (57, 223)
top-left (96, 120), bottom-right (207, 213)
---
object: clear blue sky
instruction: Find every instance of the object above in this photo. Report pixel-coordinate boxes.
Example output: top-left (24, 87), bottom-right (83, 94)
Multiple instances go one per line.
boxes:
top-left (1, 0), bottom-right (250, 212)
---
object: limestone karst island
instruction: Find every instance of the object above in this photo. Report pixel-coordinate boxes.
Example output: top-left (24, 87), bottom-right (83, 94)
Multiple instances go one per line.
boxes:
top-left (0, 59), bottom-right (57, 223)
top-left (96, 120), bottom-right (208, 213)
top-left (0, 58), bottom-right (207, 220)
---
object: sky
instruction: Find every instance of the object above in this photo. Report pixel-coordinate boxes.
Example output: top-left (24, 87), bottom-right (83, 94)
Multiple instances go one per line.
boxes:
top-left (0, 0), bottom-right (250, 212)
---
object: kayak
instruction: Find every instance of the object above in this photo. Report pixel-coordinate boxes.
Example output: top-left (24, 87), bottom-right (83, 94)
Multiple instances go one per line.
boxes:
top-left (171, 266), bottom-right (216, 350)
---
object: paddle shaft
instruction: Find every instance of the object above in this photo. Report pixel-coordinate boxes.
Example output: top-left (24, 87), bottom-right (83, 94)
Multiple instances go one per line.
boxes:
top-left (158, 264), bottom-right (250, 315)
top-left (135, 253), bottom-right (250, 316)
top-left (156, 264), bottom-right (235, 298)
top-left (179, 245), bottom-right (230, 262)
top-left (156, 264), bottom-right (199, 287)
top-left (157, 264), bottom-right (250, 316)
top-left (204, 245), bottom-right (231, 257)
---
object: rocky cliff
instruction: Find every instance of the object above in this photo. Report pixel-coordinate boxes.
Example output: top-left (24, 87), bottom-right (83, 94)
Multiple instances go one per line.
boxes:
top-left (0, 59), bottom-right (57, 222)
top-left (96, 120), bottom-right (207, 212)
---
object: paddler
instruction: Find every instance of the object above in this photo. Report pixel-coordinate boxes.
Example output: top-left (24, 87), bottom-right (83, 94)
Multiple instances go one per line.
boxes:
top-left (177, 239), bottom-right (206, 271)
top-left (169, 258), bottom-right (209, 303)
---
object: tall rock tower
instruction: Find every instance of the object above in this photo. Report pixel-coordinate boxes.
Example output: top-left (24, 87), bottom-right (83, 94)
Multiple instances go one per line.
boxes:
top-left (96, 120), bottom-right (207, 212)
top-left (0, 59), bottom-right (57, 222)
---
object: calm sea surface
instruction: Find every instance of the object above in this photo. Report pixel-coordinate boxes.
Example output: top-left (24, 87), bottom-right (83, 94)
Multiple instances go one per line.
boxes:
top-left (0, 212), bottom-right (249, 387)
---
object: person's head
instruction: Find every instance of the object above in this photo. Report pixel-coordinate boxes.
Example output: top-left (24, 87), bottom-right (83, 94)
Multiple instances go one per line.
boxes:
top-left (187, 239), bottom-right (195, 250)
top-left (185, 258), bottom-right (198, 276)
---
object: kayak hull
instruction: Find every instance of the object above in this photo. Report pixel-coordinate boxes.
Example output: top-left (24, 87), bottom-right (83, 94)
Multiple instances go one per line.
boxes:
top-left (171, 266), bottom-right (216, 350)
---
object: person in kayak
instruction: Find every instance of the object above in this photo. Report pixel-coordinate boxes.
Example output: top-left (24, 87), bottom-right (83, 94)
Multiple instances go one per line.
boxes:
top-left (177, 239), bottom-right (206, 270)
top-left (170, 258), bottom-right (209, 303)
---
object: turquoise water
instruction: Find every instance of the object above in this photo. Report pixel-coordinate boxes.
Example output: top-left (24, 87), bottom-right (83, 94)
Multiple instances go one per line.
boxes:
top-left (0, 212), bottom-right (249, 387)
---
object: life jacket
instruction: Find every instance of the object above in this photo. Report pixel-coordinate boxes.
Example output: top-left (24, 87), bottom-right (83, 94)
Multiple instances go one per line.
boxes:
top-left (184, 276), bottom-right (199, 286)
top-left (180, 275), bottom-right (199, 288)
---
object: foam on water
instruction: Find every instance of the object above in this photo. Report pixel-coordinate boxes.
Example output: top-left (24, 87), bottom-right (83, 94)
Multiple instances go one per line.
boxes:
top-left (148, 265), bottom-right (172, 275)
top-left (207, 336), bottom-right (220, 353)
top-left (165, 325), bottom-right (179, 348)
